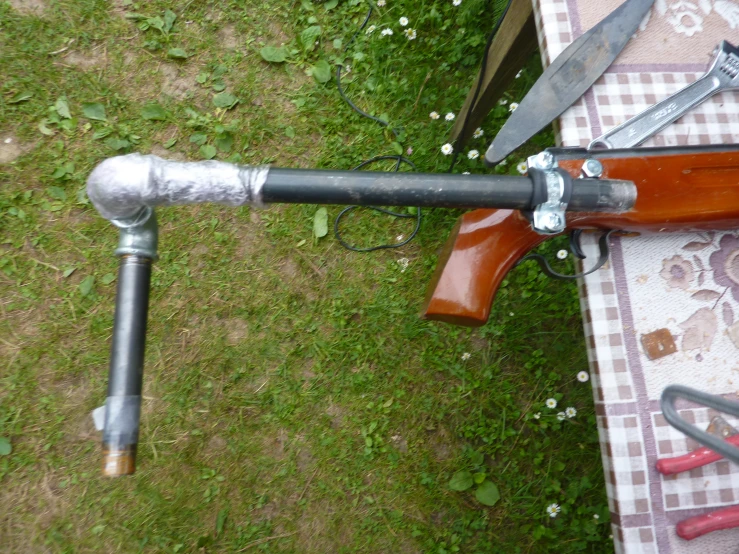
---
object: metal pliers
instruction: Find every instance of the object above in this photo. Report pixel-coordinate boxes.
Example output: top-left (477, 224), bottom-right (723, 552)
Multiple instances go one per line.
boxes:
top-left (658, 388), bottom-right (739, 540)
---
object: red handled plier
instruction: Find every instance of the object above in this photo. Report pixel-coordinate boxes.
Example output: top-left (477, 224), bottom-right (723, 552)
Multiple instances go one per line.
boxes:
top-left (656, 420), bottom-right (739, 540)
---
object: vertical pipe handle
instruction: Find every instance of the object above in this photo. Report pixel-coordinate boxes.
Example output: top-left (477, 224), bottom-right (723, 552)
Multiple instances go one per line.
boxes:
top-left (102, 255), bottom-right (152, 476)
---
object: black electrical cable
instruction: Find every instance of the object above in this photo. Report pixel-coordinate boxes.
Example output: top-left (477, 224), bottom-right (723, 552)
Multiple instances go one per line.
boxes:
top-left (334, 7), bottom-right (421, 252)
top-left (448, 0), bottom-right (514, 172)
top-left (333, 0), bottom-right (515, 251)
top-left (333, 155), bottom-right (420, 252)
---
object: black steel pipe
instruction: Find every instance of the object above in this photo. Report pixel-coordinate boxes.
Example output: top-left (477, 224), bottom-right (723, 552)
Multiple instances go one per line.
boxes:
top-left (262, 168), bottom-right (635, 212)
top-left (102, 255), bottom-right (152, 477)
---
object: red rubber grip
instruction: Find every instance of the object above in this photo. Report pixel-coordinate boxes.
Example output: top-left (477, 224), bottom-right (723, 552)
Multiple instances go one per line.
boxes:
top-left (676, 505), bottom-right (739, 540)
top-left (656, 434), bottom-right (739, 476)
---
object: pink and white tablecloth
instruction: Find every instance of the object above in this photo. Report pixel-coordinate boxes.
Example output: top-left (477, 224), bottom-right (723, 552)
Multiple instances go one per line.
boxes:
top-left (532, 1), bottom-right (739, 552)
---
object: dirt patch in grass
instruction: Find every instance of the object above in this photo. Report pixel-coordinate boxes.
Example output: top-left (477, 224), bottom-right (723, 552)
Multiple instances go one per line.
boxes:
top-left (63, 48), bottom-right (106, 70)
top-left (7, 0), bottom-right (46, 14)
top-left (264, 21), bottom-right (291, 45)
top-left (278, 257), bottom-right (300, 281)
top-left (218, 24), bottom-right (241, 50)
top-left (149, 144), bottom-right (186, 161)
top-left (1, 306), bottom-right (44, 356)
top-left (231, 217), bottom-right (265, 261)
top-left (207, 434), bottom-right (227, 451)
top-left (325, 402), bottom-right (344, 429)
top-left (427, 425), bottom-right (455, 462)
top-left (390, 433), bottom-right (409, 454)
top-left (263, 427), bottom-right (289, 461)
top-left (70, 410), bottom-right (99, 442)
top-left (223, 317), bottom-right (249, 345)
top-left (109, 0), bottom-right (132, 17)
top-left (0, 134), bottom-right (33, 164)
top-left (294, 506), bottom-right (359, 552)
top-left (160, 63), bottom-right (198, 100)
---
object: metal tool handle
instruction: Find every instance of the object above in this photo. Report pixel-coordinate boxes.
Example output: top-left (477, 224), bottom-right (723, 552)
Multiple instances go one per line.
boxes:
top-left (102, 254), bottom-right (152, 476)
top-left (656, 434), bottom-right (739, 476)
top-left (676, 505), bottom-right (739, 541)
top-left (661, 385), bottom-right (739, 466)
top-left (589, 75), bottom-right (721, 149)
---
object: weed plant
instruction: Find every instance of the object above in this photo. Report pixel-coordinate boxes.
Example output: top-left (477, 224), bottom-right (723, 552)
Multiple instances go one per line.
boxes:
top-left (1, 0), bottom-right (610, 552)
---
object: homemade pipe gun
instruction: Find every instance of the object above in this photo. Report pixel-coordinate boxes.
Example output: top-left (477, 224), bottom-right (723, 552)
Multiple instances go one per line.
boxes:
top-left (86, 143), bottom-right (739, 476)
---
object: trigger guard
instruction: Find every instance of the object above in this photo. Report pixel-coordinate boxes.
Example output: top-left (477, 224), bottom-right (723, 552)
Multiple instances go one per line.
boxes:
top-left (516, 230), bottom-right (616, 280)
top-left (569, 230), bottom-right (587, 260)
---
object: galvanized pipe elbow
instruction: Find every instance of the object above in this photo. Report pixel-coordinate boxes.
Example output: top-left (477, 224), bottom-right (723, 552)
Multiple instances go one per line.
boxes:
top-left (86, 153), bottom-right (270, 221)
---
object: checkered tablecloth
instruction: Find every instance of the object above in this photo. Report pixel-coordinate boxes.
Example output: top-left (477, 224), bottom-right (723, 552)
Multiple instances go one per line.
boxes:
top-left (532, 1), bottom-right (739, 552)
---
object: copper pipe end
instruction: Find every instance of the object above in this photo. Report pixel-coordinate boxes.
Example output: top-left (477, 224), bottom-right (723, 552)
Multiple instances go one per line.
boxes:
top-left (102, 445), bottom-right (137, 477)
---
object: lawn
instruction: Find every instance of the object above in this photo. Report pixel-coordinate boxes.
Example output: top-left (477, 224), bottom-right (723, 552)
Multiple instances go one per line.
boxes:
top-left (1, 0), bottom-right (611, 552)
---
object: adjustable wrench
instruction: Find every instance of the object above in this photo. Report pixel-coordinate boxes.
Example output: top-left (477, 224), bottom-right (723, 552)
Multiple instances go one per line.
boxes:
top-left (590, 41), bottom-right (739, 149)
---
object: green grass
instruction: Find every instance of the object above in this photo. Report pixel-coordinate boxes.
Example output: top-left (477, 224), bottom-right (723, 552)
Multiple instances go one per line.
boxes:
top-left (1, 0), bottom-right (610, 552)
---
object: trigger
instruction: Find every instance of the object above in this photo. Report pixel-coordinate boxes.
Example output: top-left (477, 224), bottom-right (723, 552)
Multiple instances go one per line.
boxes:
top-left (569, 230), bottom-right (587, 260)
top-left (515, 230), bottom-right (615, 281)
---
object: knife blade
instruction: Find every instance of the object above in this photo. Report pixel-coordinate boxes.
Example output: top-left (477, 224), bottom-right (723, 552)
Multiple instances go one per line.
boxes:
top-left (484, 0), bottom-right (655, 166)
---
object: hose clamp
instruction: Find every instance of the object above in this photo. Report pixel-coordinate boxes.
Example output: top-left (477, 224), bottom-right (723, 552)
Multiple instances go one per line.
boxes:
top-left (527, 151), bottom-right (571, 235)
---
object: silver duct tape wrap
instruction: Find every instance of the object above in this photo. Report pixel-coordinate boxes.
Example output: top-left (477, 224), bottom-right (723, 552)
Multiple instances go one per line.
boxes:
top-left (102, 395), bottom-right (141, 445)
top-left (86, 153), bottom-right (270, 221)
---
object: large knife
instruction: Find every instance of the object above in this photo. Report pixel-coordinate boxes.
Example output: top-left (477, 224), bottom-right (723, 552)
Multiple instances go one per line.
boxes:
top-left (484, 0), bottom-right (655, 166)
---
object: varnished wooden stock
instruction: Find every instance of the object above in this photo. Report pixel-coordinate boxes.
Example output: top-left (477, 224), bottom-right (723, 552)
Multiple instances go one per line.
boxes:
top-left (422, 148), bottom-right (739, 326)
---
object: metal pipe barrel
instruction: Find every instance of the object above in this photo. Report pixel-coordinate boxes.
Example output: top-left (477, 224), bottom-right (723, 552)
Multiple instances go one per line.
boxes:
top-left (262, 168), bottom-right (635, 212)
top-left (102, 255), bottom-right (152, 477)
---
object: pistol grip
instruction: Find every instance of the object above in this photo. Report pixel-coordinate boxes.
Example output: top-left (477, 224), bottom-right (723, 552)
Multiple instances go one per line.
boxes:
top-left (421, 209), bottom-right (548, 326)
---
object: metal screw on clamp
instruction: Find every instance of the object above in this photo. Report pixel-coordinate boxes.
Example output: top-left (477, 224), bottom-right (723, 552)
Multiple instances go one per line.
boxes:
top-left (540, 212), bottom-right (562, 232)
top-left (533, 151), bottom-right (555, 171)
top-left (531, 167), bottom-right (568, 235)
top-left (582, 159), bottom-right (604, 178)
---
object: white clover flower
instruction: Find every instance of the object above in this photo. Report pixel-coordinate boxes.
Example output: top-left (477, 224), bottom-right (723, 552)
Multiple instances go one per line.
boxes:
top-left (344, 64), bottom-right (351, 74)
top-left (533, 412), bottom-right (541, 419)
top-left (366, 25), bottom-right (376, 34)
top-left (381, 28), bottom-right (393, 36)
top-left (445, 112), bottom-right (455, 121)
top-left (516, 162), bottom-right (527, 174)
top-left (396, 234), bottom-right (404, 242)
top-left (397, 257), bottom-right (409, 272)
top-left (577, 371), bottom-right (590, 383)
top-left (404, 28), bottom-right (417, 40)
top-left (565, 407), bottom-right (577, 418)
top-left (546, 503), bottom-right (561, 518)
top-left (557, 412), bottom-right (566, 421)
top-left (498, 99), bottom-right (508, 106)
top-left (546, 398), bottom-right (557, 409)
top-left (461, 352), bottom-right (471, 361)
top-left (509, 102), bottom-right (519, 112)
top-left (399, 16), bottom-right (409, 26)
top-left (452, 0), bottom-right (462, 5)
top-left (467, 150), bottom-right (479, 160)
top-left (516, 70), bottom-right (523, 78)
top-left (377, 0), bottom-right (386, 6)
top-left (556, 249), bottom-right (568, 260)
top-left (406, 146), bottom-right (413, 155)
top-left (509, 312), bottom-right (514, 317)
top-left (462, 171), bottom-right (470, 175)
top-left (429, 111), bottom-right (440, 120)
top-left (473, 128), bottom-right (483, 138)
top-left (441, 143), bottom-right (453, 155)
top-left (593, 514), bottom-right (600, 520)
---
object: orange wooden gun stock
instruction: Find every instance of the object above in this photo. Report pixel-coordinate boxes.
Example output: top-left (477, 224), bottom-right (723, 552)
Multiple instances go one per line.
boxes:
top-left (421, 146), bottom-right (739, 326)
